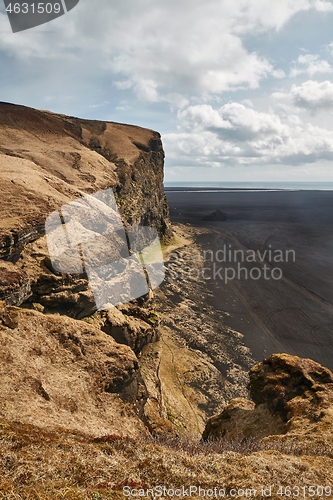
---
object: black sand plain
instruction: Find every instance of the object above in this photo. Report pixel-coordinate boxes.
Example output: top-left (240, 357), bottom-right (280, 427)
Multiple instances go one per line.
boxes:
top-left (165, 188), bottom-right (333, 371)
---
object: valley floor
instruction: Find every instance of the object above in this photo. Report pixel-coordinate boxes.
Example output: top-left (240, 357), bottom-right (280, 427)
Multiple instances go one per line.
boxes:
top-left (165, 189), bottom-right (333, 370)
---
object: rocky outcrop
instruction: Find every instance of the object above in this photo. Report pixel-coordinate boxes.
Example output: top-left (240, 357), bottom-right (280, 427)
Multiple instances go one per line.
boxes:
top-left (0, 303), bottom-right (149, 436)
top-left (203, 209), bottom-right (227, 221)
top-left (202, 397), bottom-right (286, 440)
top-left (0, 261), bottom-right (31, 306)
top-left (202, 354), bottom-right (333, 442)
top-left (0, 300), bottom-right (18, 329)
top-left (101, 307), bottom-right (160, 355)
top-left (248, 353), bottom-right (333, 420)
top-left (15, 235), bottom-right (96, 317)
top-left (8, 235), bottom-right (160, 354)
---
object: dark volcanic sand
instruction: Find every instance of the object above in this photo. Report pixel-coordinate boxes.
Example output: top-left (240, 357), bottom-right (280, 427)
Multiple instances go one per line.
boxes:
top-left (165, 189), bottom-right (333, 370)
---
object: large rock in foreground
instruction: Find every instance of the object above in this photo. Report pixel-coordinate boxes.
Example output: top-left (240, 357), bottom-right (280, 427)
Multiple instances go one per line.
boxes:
top-left (202, 353), bottom-right (333, 442)
top-left (249, 353), bottom-right (333, 418)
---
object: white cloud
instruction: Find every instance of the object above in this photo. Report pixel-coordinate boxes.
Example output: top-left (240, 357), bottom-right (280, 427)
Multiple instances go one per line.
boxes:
top-left (2, 0), bottom-right (333, 177)
top-left (290, 54), bottom-right (333, 77)
top-left (241, 99), bottom-right (254, 107)
top-left (163, 102), bottom-right (333, 167)
top-left (313, 0), bottom-right (333, 11)
top-left (113, 80), bottom-right (133, 90)
top-left (134, 79), bottom-right (160, 103)
top-left (272, 80), bottom-right (333, 111)
top-left (271, 91), bottom-right (289, 102)
top-left (109, 26), bottom-right (277, 99)
top-left (89, 101), bottom-right (110, 109)
top-left (327, 42), bottom-right (333, 57)
top-left (272, 69), bottom-right (286, 79)
top-left (1, 0), bottom-right (327, 105)
top-left (178, 103), bottom-right (288, 139)
top-left (163, 93), bottom-right (190, 110)
top-left (231, 0), bottom-right (311, 32)
top-left (291, 80), bottom-right (333, 109)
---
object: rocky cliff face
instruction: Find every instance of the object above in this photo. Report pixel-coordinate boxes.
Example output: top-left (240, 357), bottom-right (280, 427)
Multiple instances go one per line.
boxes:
top-left (0, 102), bottom-right (171, 261)
top-left (0, 102), bottom-right (173, 436)
top-left (0, 101), bottom-right (171, 311)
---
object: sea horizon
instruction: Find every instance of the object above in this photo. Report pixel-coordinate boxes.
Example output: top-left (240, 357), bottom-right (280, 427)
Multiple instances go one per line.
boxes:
top-left (164, 181), bottom-right (333, 191)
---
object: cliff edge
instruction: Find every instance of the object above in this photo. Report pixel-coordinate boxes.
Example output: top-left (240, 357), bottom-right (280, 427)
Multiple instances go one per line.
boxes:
top-left (0, 102), bottom-right (173, 437)
top-left (0, 101), bottom-right (171, 260)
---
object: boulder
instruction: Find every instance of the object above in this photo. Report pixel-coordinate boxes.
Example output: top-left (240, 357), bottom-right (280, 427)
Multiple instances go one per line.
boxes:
top-left (0, 260), bottom-right (32, 306)
top-left (0, 300), bottom-right (18, 329)
top-left (202, 354), bottom-right (333, 442)
top-left (203, 209), bottom-right (227, 221)
top-left (248, 353), bottom-right (333, 418)
top-left (202, 397), bottom-right (285, 440)
top-left (101, 306), bottom-right (160, 355)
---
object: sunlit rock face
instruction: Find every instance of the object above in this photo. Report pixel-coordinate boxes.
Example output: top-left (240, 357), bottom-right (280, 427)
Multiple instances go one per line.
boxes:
top-left (202, 354), bottom-right (333, 442)
top-left (0, 101), bottom-right (171, 261)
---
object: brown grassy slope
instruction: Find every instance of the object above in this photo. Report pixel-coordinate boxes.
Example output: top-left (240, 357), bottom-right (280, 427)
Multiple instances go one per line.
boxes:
top-left (0, 302), bottom-right (148, 438)
top-left (0, 418), bottom-right (333, 499)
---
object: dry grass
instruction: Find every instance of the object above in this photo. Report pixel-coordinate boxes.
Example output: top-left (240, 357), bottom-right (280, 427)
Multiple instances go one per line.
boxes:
top-left (144, 433), bottom-right (333, 460)
top-left (1, 419), bottom-right (333, 499)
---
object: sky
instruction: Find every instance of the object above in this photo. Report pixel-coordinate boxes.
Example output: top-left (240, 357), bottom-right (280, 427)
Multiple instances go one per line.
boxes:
top-left (1, 0), bottom-right (333, 183)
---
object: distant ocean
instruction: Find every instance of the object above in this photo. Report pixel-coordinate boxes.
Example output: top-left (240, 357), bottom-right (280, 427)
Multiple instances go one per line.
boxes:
top-left (164, 181), bottom-right (333, 191)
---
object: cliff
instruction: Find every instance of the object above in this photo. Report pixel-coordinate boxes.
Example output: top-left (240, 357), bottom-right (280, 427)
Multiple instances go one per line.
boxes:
top-left (0, 101), bottom-right (171, 261)
top-left (2, 103), bottom-right (333, 499)
top-left (0, 102), bottom-right (172, 437)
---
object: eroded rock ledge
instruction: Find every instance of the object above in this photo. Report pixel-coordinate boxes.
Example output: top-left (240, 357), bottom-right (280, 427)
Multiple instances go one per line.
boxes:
top-left (202, 353), bottom-right (333, 444)
top-left (0, 261), bottom-right (31, 306)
